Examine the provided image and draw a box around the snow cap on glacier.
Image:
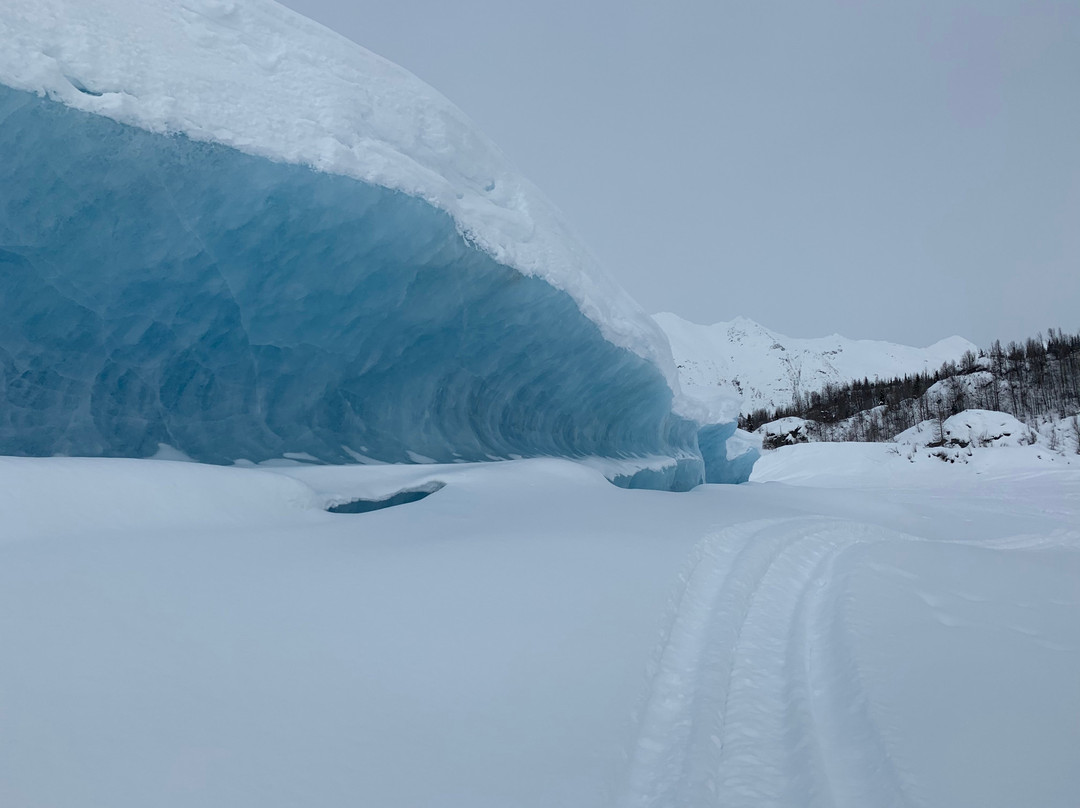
[0,0,682,397]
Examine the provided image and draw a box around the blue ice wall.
[697,423,759,484]
[0,85,755,488]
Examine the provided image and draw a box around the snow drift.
[0,0,744,487]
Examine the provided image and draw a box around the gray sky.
[280,0,1078,348]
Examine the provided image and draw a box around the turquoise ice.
[0,85,748,488]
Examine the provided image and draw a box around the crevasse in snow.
[0,0,749,487]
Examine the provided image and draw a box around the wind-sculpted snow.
[0,85,743,487]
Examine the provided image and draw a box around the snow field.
[2,448,1078,807]
[620,515,948,808]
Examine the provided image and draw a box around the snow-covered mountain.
[655,313,978,415]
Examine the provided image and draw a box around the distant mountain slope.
[654,313,977,415]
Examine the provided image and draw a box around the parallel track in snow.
[615,518,920,808]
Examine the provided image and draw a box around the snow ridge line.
[951,528,1080,551]
[614,518,919,808]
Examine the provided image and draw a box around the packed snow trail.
[613,477,1080,808]
[616,512,1080,808]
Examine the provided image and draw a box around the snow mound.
[895,410,1031,448]
[751,416,814,450]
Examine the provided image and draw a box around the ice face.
[0,85,750,488]
[0,0,677,384]
[698,423,761,484]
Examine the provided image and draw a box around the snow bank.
[0,456,319,541]
[755,416,814,448]
[895,409,1031,448]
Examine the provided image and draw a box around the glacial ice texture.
[0,86,737,487]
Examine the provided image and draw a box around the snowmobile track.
[616,517,920,808]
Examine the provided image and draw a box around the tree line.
[739,327,1080,444]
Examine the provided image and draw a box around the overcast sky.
[280,0,1078,348]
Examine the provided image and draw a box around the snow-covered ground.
[2,449,1078,807]
[757,407,1080,463]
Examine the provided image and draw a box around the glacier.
[0,87,741,487]
[0,0,750,488]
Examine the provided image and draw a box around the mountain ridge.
[655,312,977,415]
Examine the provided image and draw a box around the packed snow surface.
[2,448,1078,807]
[0,0,674,379]
[655,313,977,414]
